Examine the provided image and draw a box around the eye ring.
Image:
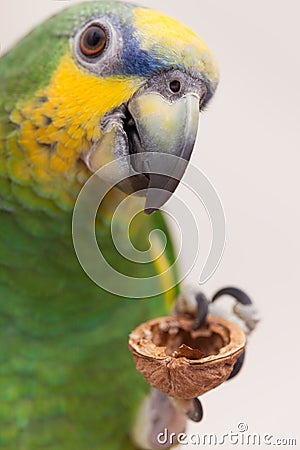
[79,24,107,58]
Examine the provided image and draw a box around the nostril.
[169,79,181,93]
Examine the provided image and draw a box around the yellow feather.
[16,53,144,183]
[150,233,177,311]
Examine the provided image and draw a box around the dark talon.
[193,292,209,330]
[211,287,250,381]
[227,351,246,380]
[187,398,203,422]
[212,287,252,305]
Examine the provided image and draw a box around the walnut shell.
[128,315,246,399]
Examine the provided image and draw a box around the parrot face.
[71,3,218,211]
[0,1,218,214]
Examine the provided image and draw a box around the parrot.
[0,1,219,449]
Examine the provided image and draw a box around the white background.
[1,1,299,448]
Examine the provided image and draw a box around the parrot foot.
[131,388,187,449]
[172,285,260,383]
[129,286,259,449]
[173,285,260,335]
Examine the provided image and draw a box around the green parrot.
[0,1,218,449]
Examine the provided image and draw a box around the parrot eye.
[79,25,107,57]
[169,80,181,93]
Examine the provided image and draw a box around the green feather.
[0,204,178,448]
[0,1,218,448]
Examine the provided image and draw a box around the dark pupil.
[169,80,181,93]
[85,27,104,49]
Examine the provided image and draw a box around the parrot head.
[2,1,218,213]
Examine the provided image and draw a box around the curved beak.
[127,92,200,214]
[82,85,201,214]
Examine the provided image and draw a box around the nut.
[128,315,246,399]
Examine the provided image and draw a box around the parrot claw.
[193,292,209,330]
[209,286,260,335]
[209,287,259,380]
[172,286,209,330]
[172,286,199,316]
[171,397,203,423]
[227,350,246,380]
[187,398,204,422]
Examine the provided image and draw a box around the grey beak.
[128,92,200,213]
